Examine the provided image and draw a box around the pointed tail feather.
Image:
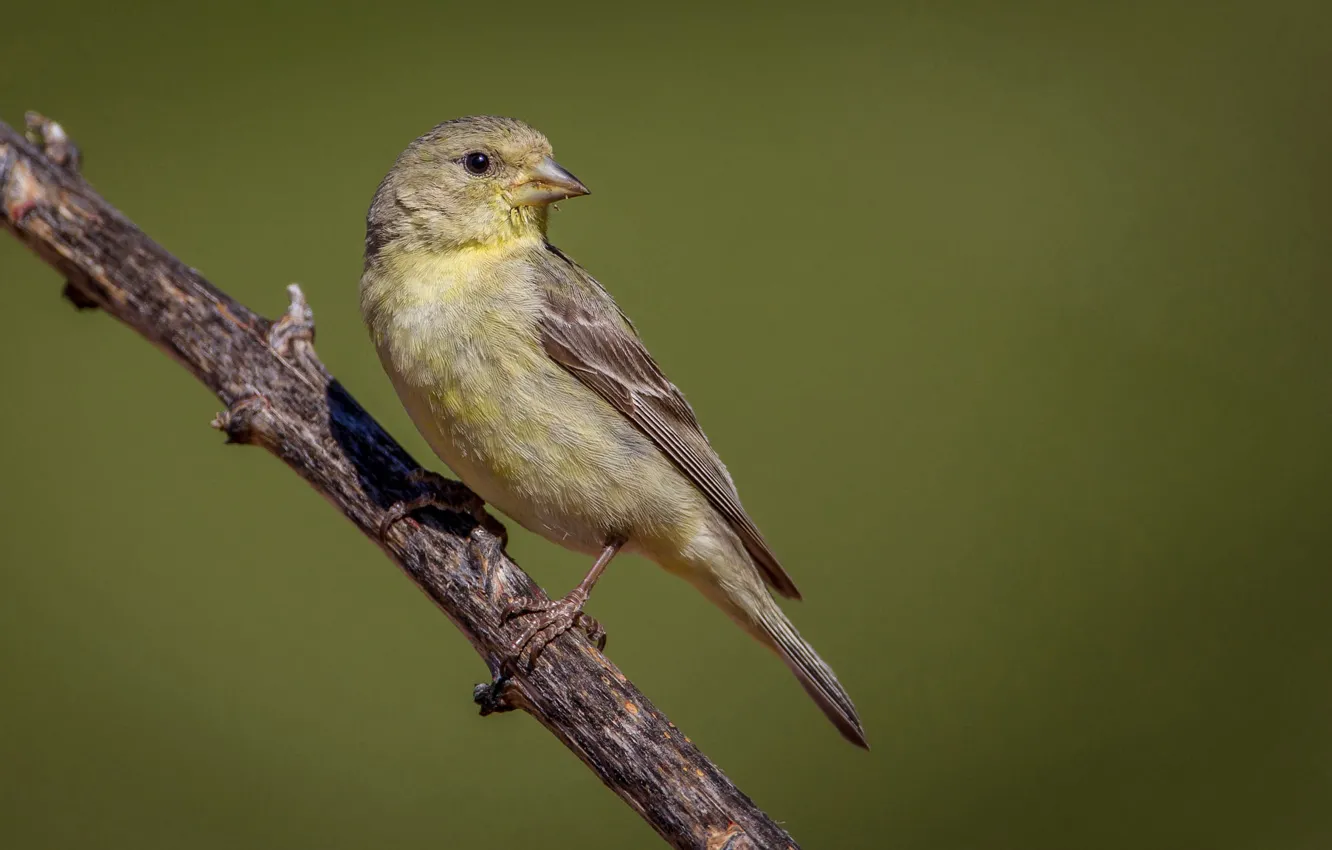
[673,547,869,748]
[755,602,869,749]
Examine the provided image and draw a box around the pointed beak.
[510,156,590,207]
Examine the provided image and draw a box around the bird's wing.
[537,245,801,599]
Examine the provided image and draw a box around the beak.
[510,156,590,207]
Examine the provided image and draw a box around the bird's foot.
[378,469,507,545]
[503,592,607,670]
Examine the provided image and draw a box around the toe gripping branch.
[502,594,608,671]
[376,469,508,546]
[498,538,621,672]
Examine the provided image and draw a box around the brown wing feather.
[538,246,801,599]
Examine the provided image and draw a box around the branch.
[1,113,797,850]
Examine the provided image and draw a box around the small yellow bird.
[360,116,866,748]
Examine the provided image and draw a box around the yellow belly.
[393,350,702,554]
[363,247,706,557]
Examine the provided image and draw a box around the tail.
[754,600,869,749]
[690,569,869,748]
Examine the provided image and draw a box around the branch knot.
[473,676,520,716]
[211,394,272,445]
[24,112,81,172]
[269,283,327,382]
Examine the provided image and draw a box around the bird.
[359,115,867,748]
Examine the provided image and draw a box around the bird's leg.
[504,537,624,667]
[378,469,507,546]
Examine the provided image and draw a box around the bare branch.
[0,114,798,850]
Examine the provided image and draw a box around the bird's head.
[365,115,588,259]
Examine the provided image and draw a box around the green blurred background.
[2,1,1329,847]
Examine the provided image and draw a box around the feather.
[537,244,802,599]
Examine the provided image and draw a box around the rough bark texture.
[0,114,797,850]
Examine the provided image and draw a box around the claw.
[577,613,608,651]
[502,596,545,621]
[503,592,605,670]
[379,470,502,543]
[524,621,565,666]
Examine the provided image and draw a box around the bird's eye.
[463,152,491,175]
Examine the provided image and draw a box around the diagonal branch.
[0,113,797,850]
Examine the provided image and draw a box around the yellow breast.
[360,240,705,554]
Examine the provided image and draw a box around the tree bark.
[0,113,797,850]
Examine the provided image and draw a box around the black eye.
[463,151,491,175]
